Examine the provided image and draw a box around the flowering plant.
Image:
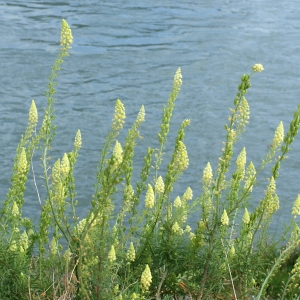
[1,20,300,300]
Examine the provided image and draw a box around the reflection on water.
[1,0,300,233]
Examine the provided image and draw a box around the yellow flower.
[221,209,229,226]
[60,153,70,177]
[252,64,264,72]
[52,159,61,183]
[242,208,250,224]
[136,105,145,123]
[173,196,182,208]
[12,202,19,217]
[155,176,164,194]
[175,141,189,172]
[203,162,213,190]
[113,141,123,165]
[28,100,38,125]
[112,99,126,131]
[292,195,300,217]
[126,242,136,262]
[264,177,279,218]
[18,147,27,174]
[9,241,17,252]
[236,147,246,179]
[271,121,284,150]
[174,67,182,86]
[244,161,256,192]
[75,218,86,235]
[60,19,73,50]
[182,187,193,202]
[140,265,152,291]
[145,184,154,208]
[108,245,116,263]
[172,222,183,235]
[185,225,191,233]
[74,129,82,150]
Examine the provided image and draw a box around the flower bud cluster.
[28,100,38,125]
[74,129,82,150]
[173,141,189,172]
[182,187,193,202]
[235,147,246,180]
[60,19,73,50]
[172,222,184,235]
[292,194,300,217]
[18,148,27,175]
[155,176,164,194]
[173,196,182,208]
[145,184,154,208]
[202,162,213,190]
[221,209,229,226]
[140,264,152,291]
[242,208,250,224]
[126,242,136,262]
[113,141,123,165]
[244,162,256,192]
[112,99,126,131]
[108,245,116,263]
[252,64,264,73]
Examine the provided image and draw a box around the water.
[1,0,300,234]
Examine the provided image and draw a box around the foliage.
[1,20,300,300]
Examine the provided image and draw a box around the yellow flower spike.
[113,141,123,165]
[182,187,193,202]
[60,153,70,177]
[18,147,27,174]
[185,225,191,233]
[137,105,145,123]
[271,121,284,150]
[9,241,17,252]
[155,176,164,194]
[175,141,189,171]
[52,159,61,183]
[189,232,196,240]
[172,222,184,235]
[28,100,38,125]
[221,209,229,226]
[244,161,256,192]
[202,162,213,189]
[140,264,152,292]
[236,147,246,179]
[75,218,86,236]
[126,242,136,262]
[252,63,264,72]
[145,184,154,208]
[108,245,116,263]
[74,129,82,150]
[242,208,250,224]
[12,202,19,217]
[292,195,300,217]
[174,67,182,86]
[173,196,182,208]
[60,19,73,50]
[112,99,126,131]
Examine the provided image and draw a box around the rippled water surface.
[1,0,300,233]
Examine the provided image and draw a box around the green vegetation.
[1,20,300,300]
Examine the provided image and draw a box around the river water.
[1,0,300,235]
